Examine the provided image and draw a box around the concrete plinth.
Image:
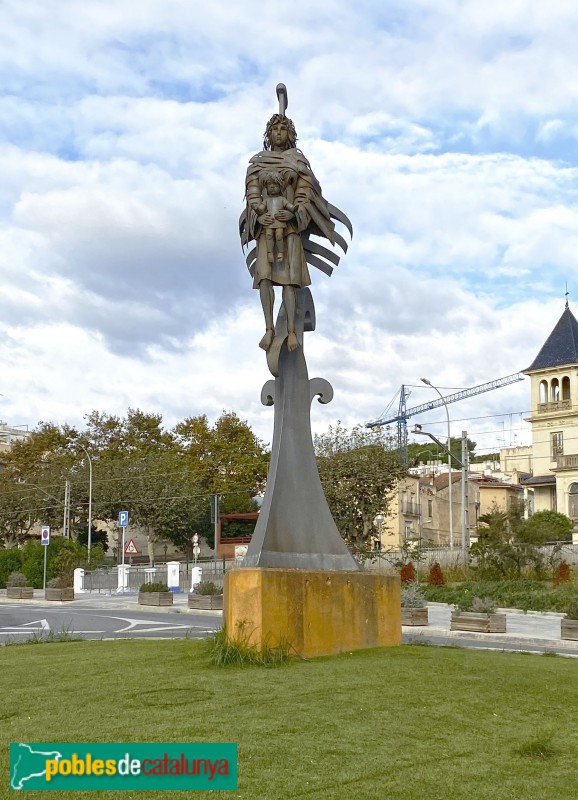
[224,568,401,658]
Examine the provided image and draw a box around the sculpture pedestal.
[224,568,401,658]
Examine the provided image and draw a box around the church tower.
[523,302,578,521]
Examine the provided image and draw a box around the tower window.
[551,431,563,459]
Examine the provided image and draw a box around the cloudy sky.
[2,0,578,455]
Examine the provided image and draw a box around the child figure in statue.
[242,111,341,353]
[252,171,296,266]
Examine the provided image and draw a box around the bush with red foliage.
[400,562,415,583]
[554,560,571,586]
[428,561,446,586]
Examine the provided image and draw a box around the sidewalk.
[402,624,578,656]
[0,589,213,614]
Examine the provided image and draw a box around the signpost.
[124,538,139,566]
[41,526,50,591]
[118,511,129,593]
[192,533,200,564]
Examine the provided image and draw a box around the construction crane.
[366,373,525,465]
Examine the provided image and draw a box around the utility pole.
[461,431,470,564]
[211,494,220,576]
[62,480,71,538]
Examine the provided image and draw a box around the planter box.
[401,607,428,626]
[561,618,578,641]
[45,588,74,602]
[188,594,223,611]
[451,611,506,633]
[138,592,174,606]
[6,587,34,600]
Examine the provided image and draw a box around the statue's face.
[269,121,289,149]
[267,178,281,195]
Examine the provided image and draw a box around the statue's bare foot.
[287,332,298,351]
[259,329,274,350]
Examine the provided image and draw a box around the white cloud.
[1,0,578,461]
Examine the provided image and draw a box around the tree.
[522,511,572,543]
[472,501,555,578]
[0,408,269,557]
[174,412,269,547]
[314,423,406,548]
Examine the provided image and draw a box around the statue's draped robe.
[245,148,337,289]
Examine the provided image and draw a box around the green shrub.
[139,582,169,593]
[196,581,222,596]
[47,576,70,589]
[0,549,23,588]
[565,599,578,620]
[20,538,100,588]
[7,571,28,587]
[401,583,427,608]
[471,596,497,614]
[422,579,577,613]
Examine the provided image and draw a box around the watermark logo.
[10,743,237,791]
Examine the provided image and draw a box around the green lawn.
[1,639,577,799]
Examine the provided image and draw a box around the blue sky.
[2,0,578,455]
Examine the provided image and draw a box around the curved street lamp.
[420,378,453,549]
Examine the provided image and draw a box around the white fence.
[84,561,228,594]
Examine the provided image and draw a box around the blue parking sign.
[118,511,129,528]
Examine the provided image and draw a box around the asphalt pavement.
[1,591,577,655]
[0,590,221,643]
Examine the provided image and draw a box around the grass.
[1,639,577,799]
[3,626,80,646]
[209,622,292,666]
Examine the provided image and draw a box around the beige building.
[522,303,578,524]
[476,479,524,518]
[382,472,480,549]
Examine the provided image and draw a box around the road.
[0,604,221,644]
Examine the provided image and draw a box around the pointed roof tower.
[524,302,578,373]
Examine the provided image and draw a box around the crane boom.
[366,373,525,464]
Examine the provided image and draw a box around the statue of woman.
[242,112,342,352]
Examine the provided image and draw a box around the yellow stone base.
[224,568,401,658]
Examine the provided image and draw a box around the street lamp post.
[421,378,453,549]
[78,444,93,564]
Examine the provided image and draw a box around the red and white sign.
[124,539,139,555]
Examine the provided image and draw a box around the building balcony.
[401,502,419,515]
[553,454,578,470]
[538,400,572,413]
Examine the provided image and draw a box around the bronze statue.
[238,85,358,572]
[240,85,351,359]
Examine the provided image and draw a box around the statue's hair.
[263,114,297,151]
[259,169,285,191]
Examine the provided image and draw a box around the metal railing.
[83,561,234,594]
